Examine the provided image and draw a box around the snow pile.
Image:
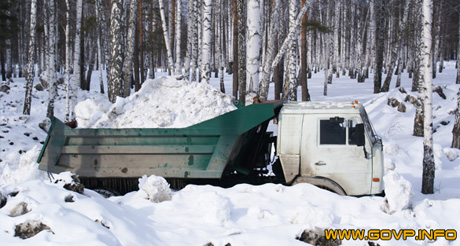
[138,175,172,202]
[75,76,236,128]
[382,170,413,214]
[0,146,46,185]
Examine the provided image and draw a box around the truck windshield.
[360,109,378,144]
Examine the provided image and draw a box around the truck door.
[302,116,372,195]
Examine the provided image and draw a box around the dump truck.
[37,100,383,196]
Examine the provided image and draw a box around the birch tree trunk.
[232,0,238,97]
[108,0,123,103]
[382,0,409,92]
[201,0,213,83]
[283,0,298,101]
[123,0,139,98]
[46,0,57,118]
[300,0,310,101]
[191,0,200,82]
[246,0,261,97]
[23,0,37,115]
[457,5,460,85]
[396,0,411,88]
[237,0,246,102]
[420,0,434,195]
[184,1,194,81]
[453,87,460,148]
[453,6,460,148]
[96,0,105,94]
[258,0,280,102]
[159,0,174,74]
[175,0,181,74]
[373,0,385,93]
[65,0,71,121]
[70,0,83,119]
[333,0,340,78]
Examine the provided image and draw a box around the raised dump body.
[38,101,283,185]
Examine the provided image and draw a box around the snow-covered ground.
[0,63,459,246]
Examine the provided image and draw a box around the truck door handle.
[315,161,326,166]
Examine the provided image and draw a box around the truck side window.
[320,119,346,145]
[348,120,357,145]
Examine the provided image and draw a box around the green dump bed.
[37,101,283,180]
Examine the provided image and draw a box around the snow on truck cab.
[277,101,384,196]
[37,100,383,196]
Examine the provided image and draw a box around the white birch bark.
[333,0,340,77]
[184,1,194,81]
[65,0,71,121]
[175,0,181,74]
[201,0,213,83]
[396,0,410,87]
[123,0,139,98]
[246,0,261,95]
[283,0,298,101]
[23,0,37,115]
[70,0,83,119]
[191,0,200,82]
[46,0,57,118]
[96,0,104,94]
[258,0,281,101]
[457,5,460,85]
[420,0,434,195]
[237,0,246,102]
[108,0,123,103]
[159,0,175,74]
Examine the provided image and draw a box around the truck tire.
[292,176,347,195]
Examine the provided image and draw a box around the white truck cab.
[277,101,383,196]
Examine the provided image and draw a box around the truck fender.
[292,176,347,195]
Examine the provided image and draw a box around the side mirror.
[356,124,365,147]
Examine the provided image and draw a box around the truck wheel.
[292,176,347,195]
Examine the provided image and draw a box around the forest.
[0,0,458,106]
[0,1,460,186]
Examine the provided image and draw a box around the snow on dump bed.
[75,76,236,128]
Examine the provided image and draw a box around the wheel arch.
[292,176,347,195]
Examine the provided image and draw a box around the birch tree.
[46,0,57,118]
[201,0,212,83]
[184,1,194,81]
[453,87,460,149]
[174,0,181,74]
[108,0,123,103]
[300,0,310,101]
[420,0,434,194]
[373,0,385,93]
[382,0,409,92]
[237,0,246,102]
[159,0,174,74]
[246,0,261,98]
[453,6,460,148]
[259,0,309,101]
[283,0,299,101]
[65,0,71,121]
[258,0,280,102]
[23,0,37,115]
[457,5,460,85]
[123,0,139,98]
